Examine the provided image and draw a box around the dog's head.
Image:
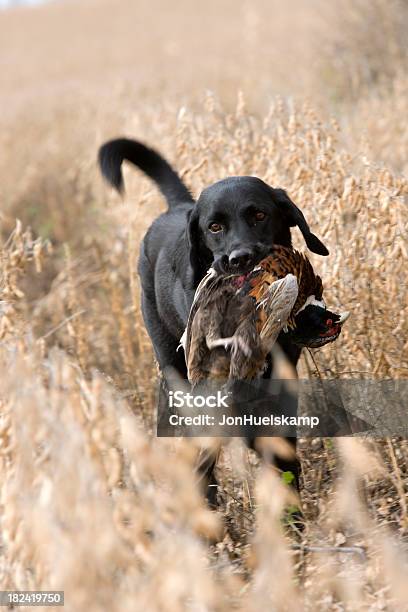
[187,176,328,285]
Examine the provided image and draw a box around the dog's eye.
[209,222,223,233]
[255,211,266,221]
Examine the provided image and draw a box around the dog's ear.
[186,208,212,286]
[272,188,329,256]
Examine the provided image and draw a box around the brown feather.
[244,246,323,327]
[183,246,324,384]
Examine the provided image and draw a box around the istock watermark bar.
[157,377,408,437]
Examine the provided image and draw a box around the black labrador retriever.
[98,138,329,505]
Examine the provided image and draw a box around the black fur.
[98,138,329,505]
[99,138,194,206]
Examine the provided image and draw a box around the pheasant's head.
[288,305,350,348]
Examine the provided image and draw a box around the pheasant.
[181,246,349,385]
[242,246,349,348]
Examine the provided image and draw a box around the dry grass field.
[1,0,408,610]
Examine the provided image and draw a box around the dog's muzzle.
[213,246,269,275]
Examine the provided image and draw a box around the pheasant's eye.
[255,210,266,221]
[326,318,333,327]
[209,222,223,233]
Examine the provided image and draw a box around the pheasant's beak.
[339,311,350,325]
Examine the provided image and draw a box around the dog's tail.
[98,138,194,208]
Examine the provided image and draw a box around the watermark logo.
[168,389,230,409]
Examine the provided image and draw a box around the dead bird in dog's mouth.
[180,245,350,385]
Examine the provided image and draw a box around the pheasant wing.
[259,274,299,351]
[181,270,236,362]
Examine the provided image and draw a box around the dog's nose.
[228,249,254,270]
